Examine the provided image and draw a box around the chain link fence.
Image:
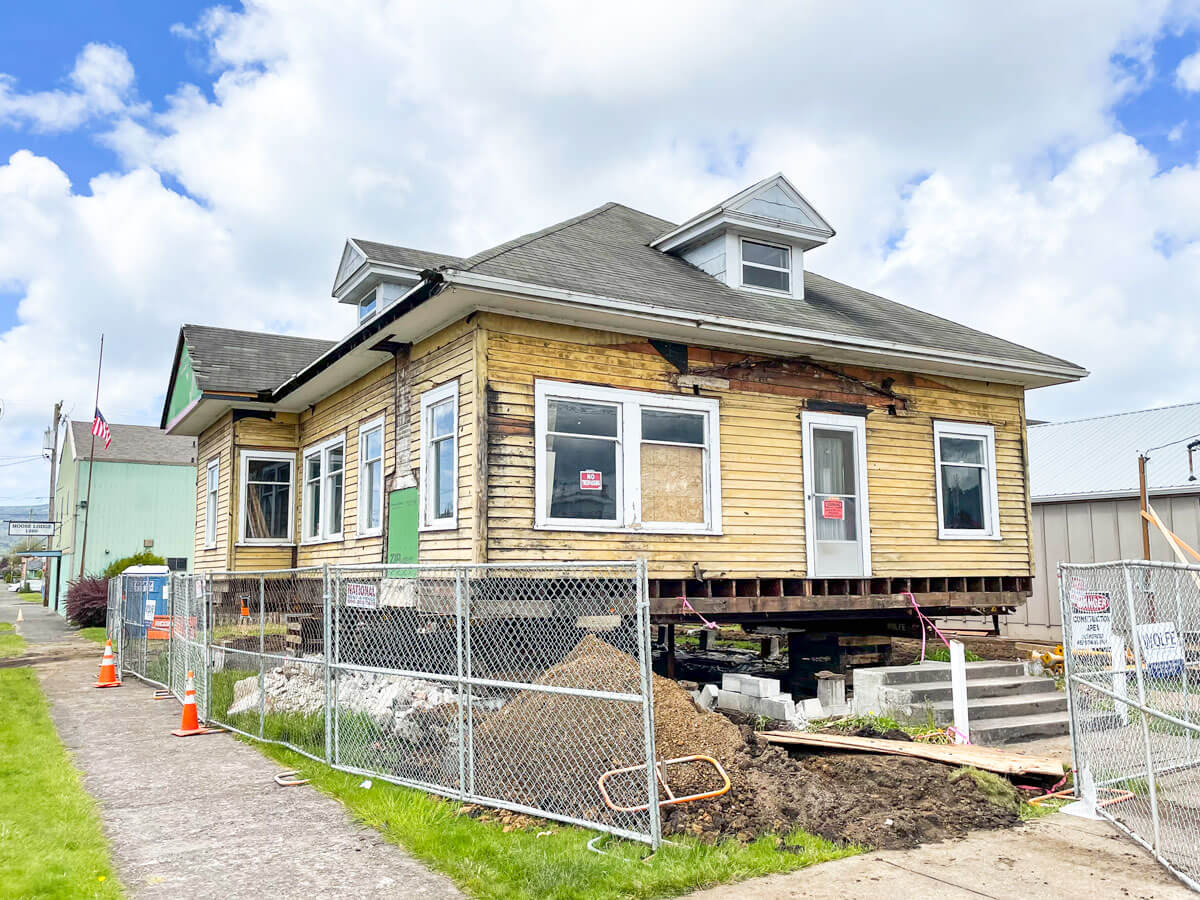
[1060,561,1200,891]
[107,560,660,845]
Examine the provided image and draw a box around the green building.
[49,421,197,614]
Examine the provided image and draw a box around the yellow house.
[161,174,1086,669]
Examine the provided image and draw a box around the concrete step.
[857,661,1028,687]
[890,675,1057,704]
[967,709,1071,745]
[928,691,1067,722]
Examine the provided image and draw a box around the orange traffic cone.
[172,670,215,737]
[93,639,122,688]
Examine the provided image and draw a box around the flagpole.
[78,334,104,582]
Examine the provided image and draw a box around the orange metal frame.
[598,754,731,814]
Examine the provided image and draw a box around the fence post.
[455,567,466,801]
[636,558,662,848]
[323,564,332,766]
[259,574,266,739]
[204,572,213,722]
[1059,568,1084,798]
[1123,563,1161,853]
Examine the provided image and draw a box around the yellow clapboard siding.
[482,313,1033,580]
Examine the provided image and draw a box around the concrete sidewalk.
[0,591,78,643]
[686,813,1194,899]
[38,657,462,899]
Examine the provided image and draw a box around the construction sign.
[1068,579,1112,651]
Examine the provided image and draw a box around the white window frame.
[358,288,377,323]
[933,420,1002,541]
[301,434,346,544]
[237,449,295,546]
[420,379,459,531]
[534,380,722,534]
[739,237,791,295]
[204,456,220,549]
[357,415,386,537]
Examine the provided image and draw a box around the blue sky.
[2,1,1200,502]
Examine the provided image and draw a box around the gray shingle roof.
[455,203,1081,373]
[1029,402,1200,500]
[70,421,196,465]
[182,324,334,394]
[352,239,464,272]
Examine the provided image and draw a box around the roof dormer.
[651,173,834,300]
[332,238,464,325]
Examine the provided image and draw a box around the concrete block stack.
[716,673,800,723]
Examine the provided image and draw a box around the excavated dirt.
[476,634,1018,849]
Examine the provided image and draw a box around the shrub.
[66,576,110,628]
[101,550,166,580]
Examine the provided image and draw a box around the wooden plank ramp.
[759,730,1064,779]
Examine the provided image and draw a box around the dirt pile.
[476,634,1017,849]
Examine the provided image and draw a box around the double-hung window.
[741,239,791,293]
[358,417,385,536]
[239,450,294,544]
[933,420,1001,540]
[302,436,345,542]
[204,457,220,548]
[535,380,721,533]
[420,380,458,530]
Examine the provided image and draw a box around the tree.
[101,550,166,580]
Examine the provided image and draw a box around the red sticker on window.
[580,470,602,491]
[822,498,845,520]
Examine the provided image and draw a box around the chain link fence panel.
[117,561,658,846]
[1060,561,1200,892]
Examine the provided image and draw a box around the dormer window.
[741,239,790,293]
[358,289,377,323]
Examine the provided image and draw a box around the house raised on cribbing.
[161,173,1086,673]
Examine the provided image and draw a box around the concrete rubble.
[226,659,460,740]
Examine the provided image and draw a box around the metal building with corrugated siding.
[999,402,1200,640]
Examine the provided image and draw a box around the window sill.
[355,529,383,539]
[299,537,343,547]
[937,531,1003,541]
[235,541,295,548]
[737,281,795,299]
[535,522,722,536]
[419,520,458,533]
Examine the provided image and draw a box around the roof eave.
[159,328,188,430]
[1033,483,1200,504]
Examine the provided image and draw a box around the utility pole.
[1138,454,1151,561]
[43,402,61,608]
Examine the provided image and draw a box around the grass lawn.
[77,627,109,645]
[18,591,44,603]
[0,668,123,898]
[0,622,25,658]
[249,740,859,900]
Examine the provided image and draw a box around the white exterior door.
[802,412,871,578]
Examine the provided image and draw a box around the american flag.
[92,408,112,449]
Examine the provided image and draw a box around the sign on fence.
[1068,578,1112,650]
[345,581,380,609]
[1137,621,1185,677]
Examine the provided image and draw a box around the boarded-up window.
[641,410,705,524]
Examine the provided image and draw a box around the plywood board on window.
[641,444,704,523]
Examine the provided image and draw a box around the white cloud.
[1,0,1200,500]
[1177,48,1200,91]
[0,43,141,133]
